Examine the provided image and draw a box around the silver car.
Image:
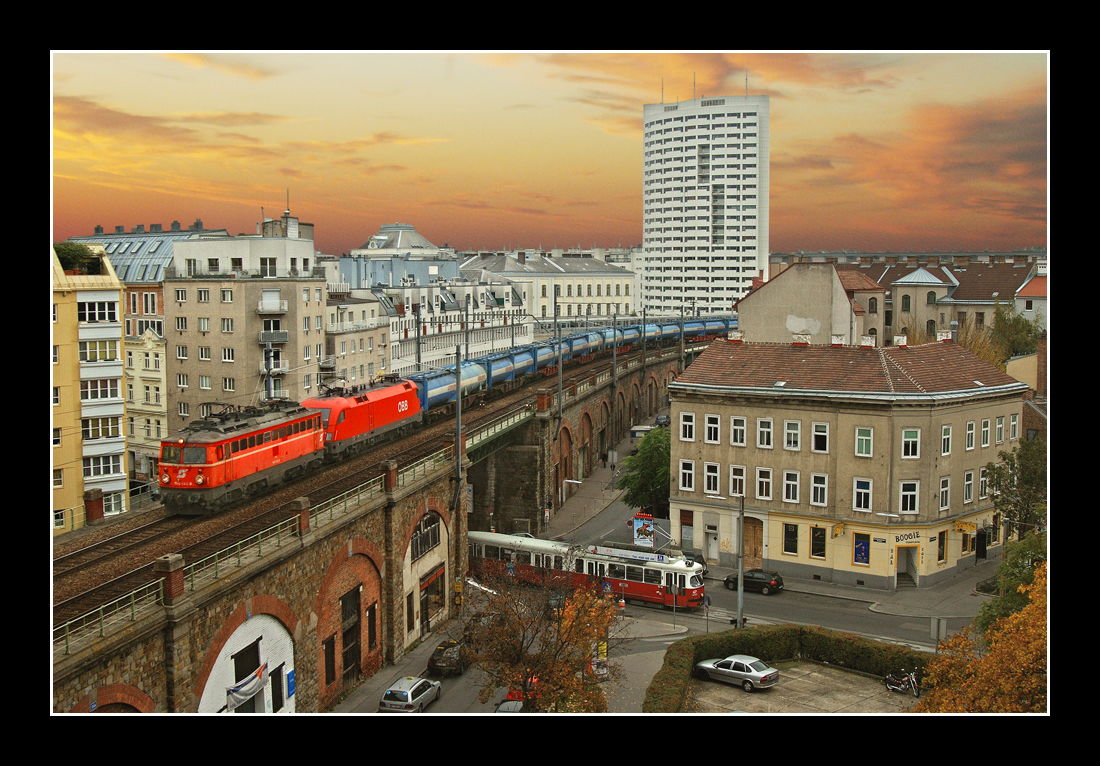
[378,675,442,712]
[694,654,779,692]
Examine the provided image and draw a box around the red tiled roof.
[1016,275,1047,298]
[675,339,1024,397]
[944,262,1033,302]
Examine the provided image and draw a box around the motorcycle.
[884,668,920,697]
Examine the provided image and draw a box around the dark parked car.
[655,414,671,427]
[686,551,709,576]
[428,639,469,676]
[724,569,784,595]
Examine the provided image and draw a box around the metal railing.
[184,516,301,592]
[310,476,386,528]
[53,579,164,657]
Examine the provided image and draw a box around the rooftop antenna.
[661,78,664,104]
[693,72,696,100]
[745,70,748,97]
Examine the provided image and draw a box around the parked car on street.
[724,569,784,595]
[655,414,671,427]
[378,676,442,712]
[694,654,779,692]
[687,551,709,576]
[428,639,469,676]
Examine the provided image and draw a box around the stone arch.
[68,683,156,713]
[312,537,387,709]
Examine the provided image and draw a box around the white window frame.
[730,416,746,446]
[853,477,872,512]
[783,470,800,503]
[729,465,745,497]
[1010,413,1019,440]
[704,462,720,494]
[966,421,975,451]
[680,412,695,442]
[679,460,695,491]
[979,468,989,499]
[981,419,991,448]
[939,477,950,511]
[757,418,773,449]
[900,481,920,514]
[941,425,952,456]
[756,467,772,500]
[704,414,720,444]
[811,422,829,453]
[996,416,1004,444]
[964,471,974,504]
[811,473,828,507]
[784,420,801,451]
[902,428,920,459]
[855,426,873,457]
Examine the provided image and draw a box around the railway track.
[51,346,671,632]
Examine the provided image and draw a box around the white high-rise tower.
[641,95,769,316]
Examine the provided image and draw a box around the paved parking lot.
[684,661,920,714]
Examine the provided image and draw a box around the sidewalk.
[545,418,1000,623]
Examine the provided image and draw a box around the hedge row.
[641,624,930,713]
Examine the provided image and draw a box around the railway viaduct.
[52,345,691,713]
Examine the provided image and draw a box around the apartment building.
[735,262,887,346]
[642,95,770,315]
[52,247,127,532]
[668,337,1028,589]
[163,230,325,434]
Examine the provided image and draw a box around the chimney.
[727,330,744,343]
[518,252,526,264]
[860,335,875,348]
[792,333,810,346]
[830,334,845,347]
[893,334,908,348]
[115,226,125,234]
[94,225,103,235]
[171,221,181,231]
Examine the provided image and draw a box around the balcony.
[258,360,291,375]
[257,299,287,314]
[258,330,289,344]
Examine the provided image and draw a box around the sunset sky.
[51,51,1048,257]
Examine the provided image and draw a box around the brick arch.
[313,537,385,616]
[67,683,156,713]
[192,595,300,704]
[399,495,453,557]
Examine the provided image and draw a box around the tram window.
[485,545,499,561]
[249,435,256,449]
[515,551,531,566]
[554,556,564,570]
[575,559,585,574]
[644,569,662,585]
[627,566,644,582]
[608,563,626,580]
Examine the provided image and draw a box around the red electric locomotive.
[301,380,422,460]
[159,401,325,514]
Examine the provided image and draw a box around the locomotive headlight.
[161,474,170,484]
[195,474,205,485]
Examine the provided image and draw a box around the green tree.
[987,436,1047,541]
[991,302,1042,362]
[53,242,100,274]
[615,425,671,517]
[974,531,1046,635]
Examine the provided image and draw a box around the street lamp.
[709,492,746,629]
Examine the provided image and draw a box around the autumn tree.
[464,571,623,712]
[987,436,1047,541]
[615,425,671,517]
[975,531,1046,635]
[912,562,1047,713]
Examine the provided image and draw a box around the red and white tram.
[467,531,705,609]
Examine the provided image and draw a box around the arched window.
[926,291,937,305]
[901,294,911,312]
[868,297,878,314]
[927,319,936,336]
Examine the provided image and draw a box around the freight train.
[158,316,734,513]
